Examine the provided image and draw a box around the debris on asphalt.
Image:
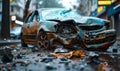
[51,50,85,59]
[1,47,13,63]
[0,44,119,71]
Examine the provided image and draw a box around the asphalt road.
[0,40,120,71]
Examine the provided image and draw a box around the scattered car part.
[40,55,55,63]
[51,50,85,59]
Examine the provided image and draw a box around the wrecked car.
[21,8,116,51]
[21,9,82,49]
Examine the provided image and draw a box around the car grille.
[85,31,97,39]
[79,25,104,31]
[84,26,106,39]
[85,35,116,45]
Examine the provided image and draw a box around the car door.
[21,10,40,44]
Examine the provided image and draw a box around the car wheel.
[35,31,50,49]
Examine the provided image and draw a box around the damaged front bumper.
[84,29,116,49]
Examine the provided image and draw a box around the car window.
[39,8,81,22]
[25,10,40,24]
[39,9,65,21]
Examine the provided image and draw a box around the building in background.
[107,0,120,39]
[10,0,26,21]
[96,0,120,39]
[10,0,96,17]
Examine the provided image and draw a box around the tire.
[35,31,50,49]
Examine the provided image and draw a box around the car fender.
[38,21,58,32]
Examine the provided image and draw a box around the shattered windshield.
[38,8,81,21]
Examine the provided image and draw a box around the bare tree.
[23,0,31,22]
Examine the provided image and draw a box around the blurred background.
[0,0,119,40]
[0,1,119,71]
